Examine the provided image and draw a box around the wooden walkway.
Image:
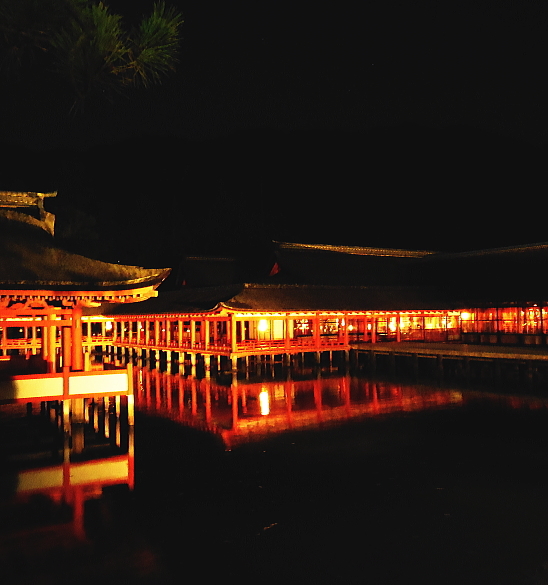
[352,342,548,362]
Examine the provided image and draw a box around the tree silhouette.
[0,0,183,111]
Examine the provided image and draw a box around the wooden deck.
[352,342,548,362]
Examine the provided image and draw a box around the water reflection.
[4,364,548,583]
[0,398,133,562]
[134,366,465,447]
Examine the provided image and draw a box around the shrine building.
[4,192,548,379]
[0,191,168,403]
[100,241,548,371]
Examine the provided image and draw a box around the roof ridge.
[242,283,434,290]
[432,242,548,259]
[274,241,435,257]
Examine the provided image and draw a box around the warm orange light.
[348,324,354,331]
[105,321,113,331]
[460,312,472,320]
[259,389,270,415]
[258,319,269,332]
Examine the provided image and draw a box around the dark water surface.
[3,367,548,584]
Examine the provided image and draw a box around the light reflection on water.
[0,397,136,582]
[3,367,548,583]
[134,367,466,447]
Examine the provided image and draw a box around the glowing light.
[105,321,113,331]
[258,319,269,332]
[348,325,354,331]
[259,388,270,415]
[460,312,471,321]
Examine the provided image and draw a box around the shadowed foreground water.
[3,371,548,584]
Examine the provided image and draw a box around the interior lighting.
[258,319,269,332]
[105,321,113,331]
[460,312,471,321]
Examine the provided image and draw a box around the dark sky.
[1,1,547,257]
[2,0,547,146]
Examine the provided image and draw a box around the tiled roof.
[0,211,169,291]
[221,284,465,312]
[100,283,466,316]
[99,285,243,315]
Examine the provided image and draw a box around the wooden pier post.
[437,355,444,377]
[412,353,419,378]
[342,349,350,369]
[369,350,376,374]
[494,360,502,385]
[463,356,470,381]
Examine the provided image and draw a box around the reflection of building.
[0,191,168,403]
[0,398,134,559]
[9,453,133,539]
[133,366,464,448]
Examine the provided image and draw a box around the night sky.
[1,0,547,262]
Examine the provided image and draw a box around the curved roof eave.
[0,269,171,291]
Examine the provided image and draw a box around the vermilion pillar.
[61,323,72,370]
[285,316,291,350]
[204,320,210,351]
[314,313,321,349]
[43,313,57,373]
[230,317,238,353]
[71,305,83,371]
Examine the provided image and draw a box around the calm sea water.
[2,364,548,584]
